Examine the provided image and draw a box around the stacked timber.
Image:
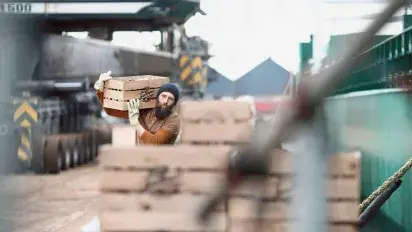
[228,149,361,232]
[98,144,231,232]
[179,100,253,144]
[102,75,169,111]
[98,99,361,232]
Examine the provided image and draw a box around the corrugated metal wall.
[324,90,412,232]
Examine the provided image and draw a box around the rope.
[359,157,412,213]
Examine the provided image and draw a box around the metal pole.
[197,0,408,230]
[358,179,402,228]
[283,108,328,232]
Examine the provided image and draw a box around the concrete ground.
[0,163,100,232]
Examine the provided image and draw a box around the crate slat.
[99,144,233,170]
[100,211,227,232]
[104,75,169,90]
[180,100,252,122]
[103,98,157,111]
[229,221,358,232]
[100,193,225,212]
[229,198,359,223]
[103,88,159,101]
[231,177,359,200]
[100,170,148,192]
[98,146,360,176]
[101,170,358,200]
[180,122,252,144]
[100,170,224,193]
[270,150,361,176]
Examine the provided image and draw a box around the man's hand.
[94,70,112,91]
[127,98,140,126]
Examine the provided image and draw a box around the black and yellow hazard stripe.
[17,127,32,161]
[201,63,208,88]
[178,55,208,86]
[13,98,38,162]
[14,99,38,127]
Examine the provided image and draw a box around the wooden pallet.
[98,144,233,232]
[179,100,253,144]
[98,144,361,232]
[103,75,169,111]
[228,149,361,232]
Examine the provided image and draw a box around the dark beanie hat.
[157,83,180,104]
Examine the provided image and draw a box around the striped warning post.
[13,98,39,163]
[178,54,208,87]
[17,127,32,162]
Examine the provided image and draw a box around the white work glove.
[94,70,112,91]
[127,98,140,126]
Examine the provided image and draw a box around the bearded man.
[94,71,181,145]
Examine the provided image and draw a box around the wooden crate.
[98,145,361,232]
[228,149,361,232]
[103,75,169,111]
[179,100,253,144]
[98,144,233,232]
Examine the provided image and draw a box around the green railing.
[330,26,412,95]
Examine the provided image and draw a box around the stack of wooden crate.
[228,149,361,232]
[99,144,230,231]
[178,100,253,144]
[98,99,361,232]
[102,75,169,111]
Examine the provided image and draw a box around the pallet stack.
[228,149,361,232]
[178,100,252,144]
[99,144,230,231]
[98,99,361,232]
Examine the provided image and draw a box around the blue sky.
[70,0,405,80]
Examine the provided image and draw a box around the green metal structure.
[299,18,412,232]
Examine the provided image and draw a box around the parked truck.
[1,0,213,174]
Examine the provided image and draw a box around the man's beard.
[154,101,173,119]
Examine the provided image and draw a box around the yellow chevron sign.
[14,99,38,127]
[178,55,206,84]
[13,98,38,163]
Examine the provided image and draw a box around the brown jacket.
[96,91,181,145]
